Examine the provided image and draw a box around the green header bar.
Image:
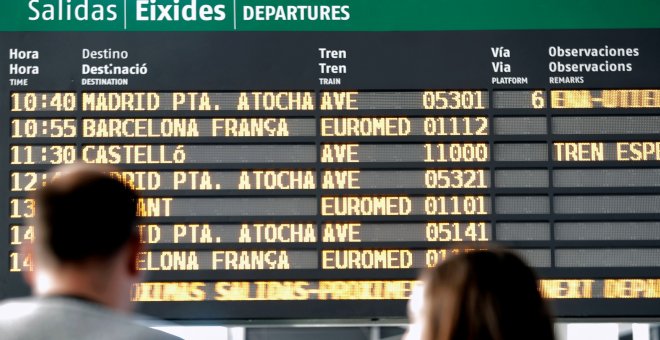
[1,0,659,31]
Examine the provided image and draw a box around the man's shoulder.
[0,297,181,340]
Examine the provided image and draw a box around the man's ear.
[20,243,36,286]
[126,234,143,276]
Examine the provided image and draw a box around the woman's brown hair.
[422,249,554,340]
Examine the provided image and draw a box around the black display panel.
[1,30,660,320]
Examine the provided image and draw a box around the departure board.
[1,0,660,321]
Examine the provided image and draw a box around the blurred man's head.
[27,163,141,311]
[34,164,138,264]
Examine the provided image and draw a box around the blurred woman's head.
[420,249,554,340]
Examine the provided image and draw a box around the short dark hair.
[34,167,139,263]
[423,249,555,340]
